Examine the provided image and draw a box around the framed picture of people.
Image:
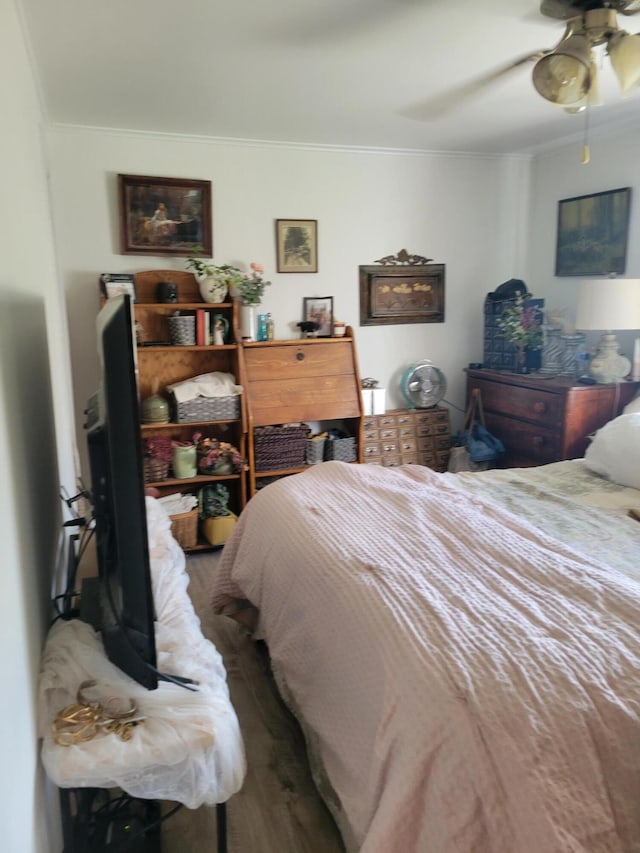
[118,174,212,257]
[302,296,333,337]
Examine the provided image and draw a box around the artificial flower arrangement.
[194,433,248,475]
[496,292,543,351]
[236,262,271,306]
[142,434,175,482]
[143,435,174,465]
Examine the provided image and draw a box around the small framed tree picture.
[303,296,333,337]
[276,219,318,273]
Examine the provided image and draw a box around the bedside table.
[466,369,640,467]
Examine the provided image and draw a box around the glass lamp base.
[589,333,631,384]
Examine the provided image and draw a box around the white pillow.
[583,413,640,489]
[623,394,640,415]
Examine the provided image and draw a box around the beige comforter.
[210,461,640,852]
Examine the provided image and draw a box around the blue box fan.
[400,360,447,408]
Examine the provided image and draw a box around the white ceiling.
[18,0,640,155]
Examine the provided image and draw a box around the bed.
[209,412,640,853]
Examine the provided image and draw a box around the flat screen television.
[84,293,158,690]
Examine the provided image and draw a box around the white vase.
[197,274,228,304]
[240,304,257,341]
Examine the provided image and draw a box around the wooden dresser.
[362,407,451,471]
[466,368,640,467]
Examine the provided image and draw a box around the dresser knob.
[532,401,546,414]
[296,351,305,361]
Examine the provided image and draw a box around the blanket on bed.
[211,461,640,853]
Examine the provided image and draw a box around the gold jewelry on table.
[52,680,144,746]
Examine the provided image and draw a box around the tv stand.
[39,498,246,853]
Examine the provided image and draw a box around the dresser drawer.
[484,413,560,464]
[379,427,399,440]
[470,378,563,427]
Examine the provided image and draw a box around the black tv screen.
[84,293,158,690]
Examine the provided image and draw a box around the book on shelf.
[196,309,207,346]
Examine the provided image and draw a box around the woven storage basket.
[325,436,357,463]
[254,424,309,472]
[143,458,170,484]
[169,507,198,550]
[173,394,241,423]
[305,437,326,465]
[168,315,196,346]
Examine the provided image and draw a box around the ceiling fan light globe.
[532,33,591,105]
[533,54,590,104]
[608,32,640,93]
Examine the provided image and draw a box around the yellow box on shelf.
[201,512,238,546]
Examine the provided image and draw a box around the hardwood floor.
[161,552,346,853]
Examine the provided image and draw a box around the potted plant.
[237,263,272,341]
[185,251,243,304]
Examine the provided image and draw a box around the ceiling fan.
[405,1,640,121]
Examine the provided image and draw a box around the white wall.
[46,125,534,475]
[528,130,640,359]
[0,1,76,850]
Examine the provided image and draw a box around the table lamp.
[575,278,640,384]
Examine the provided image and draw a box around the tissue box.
[201,512,237,546]
[372,388,386,415]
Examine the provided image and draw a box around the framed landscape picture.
[555,187,631,276]
[118,174,212,257]
[276,219,318,273]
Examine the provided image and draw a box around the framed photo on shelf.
[276,219,318,273]
[303,296,333,337]
[118,174,212,257]
[359,263,445,326]
[555,187,631,276]
[99,273,136,301]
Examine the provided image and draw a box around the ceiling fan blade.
[541,0,640,18]
[400,52,545,122]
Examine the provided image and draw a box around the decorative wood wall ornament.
[373,249,434,266]
[359,255,445,327]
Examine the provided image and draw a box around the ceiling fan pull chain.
[581,103,591,164]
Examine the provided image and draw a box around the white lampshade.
[576,278,640,331]
[576,279,640,383]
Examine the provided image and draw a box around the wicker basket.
[305,437,326,465]
[324,436,357,463]
[169,507,198,550]
[172,394,241,423]
[254,424,309,472]
[143,458,170,484]
[168,315,196,346]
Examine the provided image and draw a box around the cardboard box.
[201,512,237,547]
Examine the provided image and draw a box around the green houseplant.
[186,251,243,304]
[237,262,271,306]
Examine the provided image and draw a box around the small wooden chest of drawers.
[362,407,451,471]
[466,368,640,467]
